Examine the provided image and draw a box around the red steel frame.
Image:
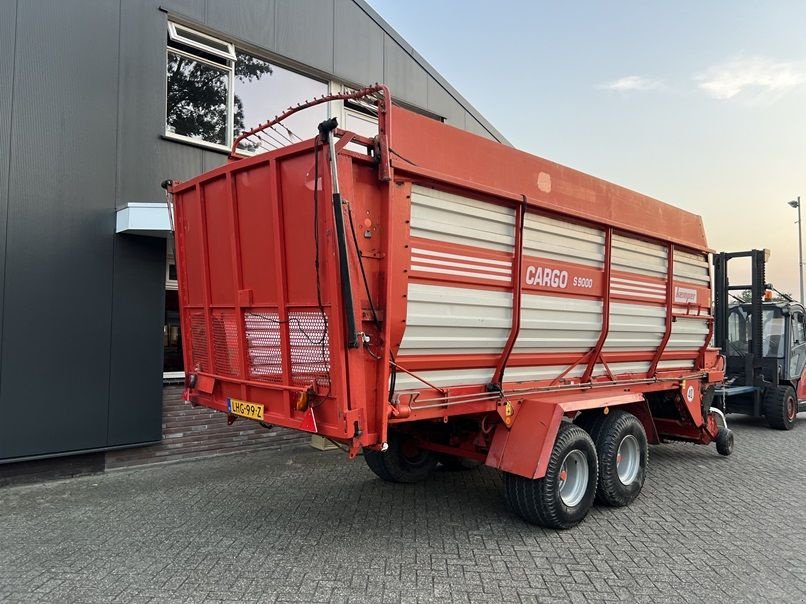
[171,86,725,478]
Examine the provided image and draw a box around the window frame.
[165,26,235,152]
[168,22,235,62]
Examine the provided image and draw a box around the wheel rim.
[787,396,797,421]
[558,450,588,507]
[616,435,641,485]
[400,439,431,467]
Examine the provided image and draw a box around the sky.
[367,0,806,298]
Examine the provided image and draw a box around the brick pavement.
[1,415,806,603]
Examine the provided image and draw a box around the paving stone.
[1,416,806,602]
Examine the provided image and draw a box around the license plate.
[228,398,264,421]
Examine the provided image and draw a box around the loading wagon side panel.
[389,183,714,400]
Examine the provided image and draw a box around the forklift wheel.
[715,427,734,456]
[764,385,797,431]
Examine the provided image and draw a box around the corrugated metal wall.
[0,0,501,461]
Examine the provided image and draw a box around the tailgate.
[172,145,354,439]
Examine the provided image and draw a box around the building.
[0,0,504,474]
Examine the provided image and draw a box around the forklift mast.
[713,249,768,387]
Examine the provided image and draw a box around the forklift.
[713,249,806,429]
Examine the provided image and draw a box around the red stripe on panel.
[394,350,701,372]
[408,236,513,288]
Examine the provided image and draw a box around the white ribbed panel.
[668,317,709,350]
[503,364,586,383]
[410,185,515,252]
[592,359,693,377]
[673,249,710,285]
[603,302,665,351]
[523,213,605,268]
[399,283,512,355]
[514,294,602,353]
[658,359,695,370]
[410,247,512,283]
[394,367,495,391]
[610,276,667,302]
[593,361,650,376]
[612,234,668,279]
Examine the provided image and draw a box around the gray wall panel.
[118,5,205,201]
[160,141,205,186]
[334,0,383,86]
[202,149,228,174]
[427,76,465,127]
[383,33,428,107]
[107,235,165,446]
[207,0,276,51]
[0,0,120,458]
[275,0,335,74]
[118,2,171,203]
[160,0,206,23]
[464,111,496,141]
[0,0,16,392]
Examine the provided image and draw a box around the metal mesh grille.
[211,310,241,377]
[288,310,330,386]
[244,311,283,383]
[189,311,209,372]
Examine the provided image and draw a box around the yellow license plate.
[228,398,264,421]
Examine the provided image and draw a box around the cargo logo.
[674,286,698,305]
[525,266,568,289]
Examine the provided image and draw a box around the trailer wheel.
[715,427,734,456]
[573,410,602,433]
[363,432,438,483]
[503,422,597,529]
[588,410,648,507]
[764,385,798,430]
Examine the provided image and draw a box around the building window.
[166,22,328,152]
[234,51,328,152]
[166,24,235,148]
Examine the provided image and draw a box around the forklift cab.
[715,249,805,427]
[725,302,806,388]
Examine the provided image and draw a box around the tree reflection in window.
[166,24,324,150]
[166,50,230,145]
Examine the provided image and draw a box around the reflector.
[300,407,318,432]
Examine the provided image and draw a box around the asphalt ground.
[1,414,806,603]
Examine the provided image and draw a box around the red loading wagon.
[169,86,732,529]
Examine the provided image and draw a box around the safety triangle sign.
[300,407,318,433]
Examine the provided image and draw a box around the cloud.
[696,56,806,101]
[599,75,664,92]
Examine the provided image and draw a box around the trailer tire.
[715,427,734,456]
[503,422,597,529]
[363,432,438,483]
[764,385,798,430]
[588,410,647,507]
[573,410,602,434]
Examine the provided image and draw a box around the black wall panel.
[107,235,165,446]
[0,0,120,458]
